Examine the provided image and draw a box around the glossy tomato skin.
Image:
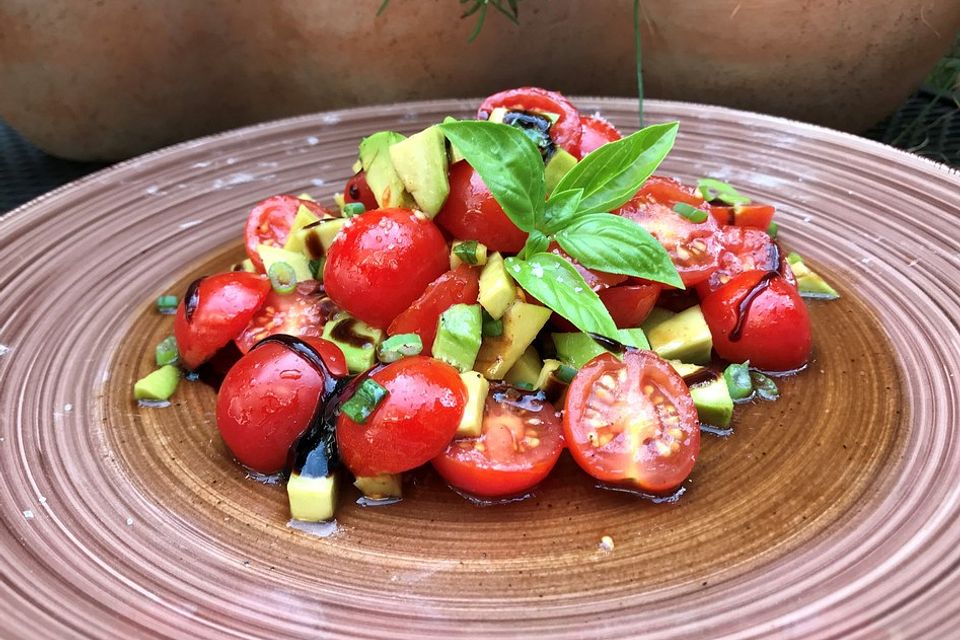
[337,356,466,476]
[578,114,621,156]
[598,282,661,328]
[695,226,780,298]
[432,388,564,498]
[640,175,706,208]
[343,172,378,211]
[215,337,347,474]
[387,266,480,356]
[708,204,776,230]
[244,195,330,272]
[478,87,582,156]
[700,270,812,372]
[174,272,271,370]
[564,350,699,493]
[323,208,449,329]
[434,162,528,253]
[234,280,339,353]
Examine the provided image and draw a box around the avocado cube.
[474,301,552,380]
[388,125,450,217]
[282,205,325,254]
[504,346,543,387]
[787,252,840,299]
[646,305,713,364]
[287,472,337,522]
[479,252,517,320]
[359,131,415,208]
[534,358,570,404]
[257,244,313,282]
[432,304,483,372]
[133,365,180,401]
[552,328,650,369]
[544,148,578,193]
[456,371,489,437]
[689,377,734,427]
[295,217,348,260]
[322,313,384,373]
[640,307,676,333]
[353,473,402,500]
[231,258,257,273]
[668,360,704,378]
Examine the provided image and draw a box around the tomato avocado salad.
[134,87,839,523]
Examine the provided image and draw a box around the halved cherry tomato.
[432,387,564,498]
[695,226,780,298]
[708,204,776,230]
[579,114,621,157]
[700,270,812,372]
[244,195,330,272]
[387,266,480,356]
[434,162,528,253]
[638,175,706,208]
[337,356,466,476]
[174,272,271,370]
[343,172,378,211]
[478,87,582,156]
[234,280,339,353]
[216,337,346,473]
[598,282,661,328]
[564,350,699,493]
[323,208,449,329]
[549,242,627,292]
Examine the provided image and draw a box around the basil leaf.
[553,121,679,216]
[439,121,544,232]
[750,372,779,401]
[542,188,584,234]
[673,202,708,223]
[504,253,618,338]
[697,178,750,206]
[522,230,549,259]
[723,361,753,400]
[554,213,683,288]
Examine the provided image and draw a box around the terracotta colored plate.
[1,99,958,639]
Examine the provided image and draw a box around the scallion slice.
[155,335,179,367]
[377,333,423,363]
[723,361,753,400]
[155,294,178,314]
[268,261,297,294]
[672,202,708,223]
[767,221,779,238]
[341,378,389,424]
[342,202,366,218]
[453,240,481,265]
[555,363,577,384]
[309,258,325,280]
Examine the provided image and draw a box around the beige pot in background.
[0,0,956,161]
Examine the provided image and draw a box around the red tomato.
[578,114,621,156]
[598,282,661,328]
[234,280,340,353]
[695,226,780,297]
[244,195,330,272]
[709,204,776,230]
[700,270,812,372]
[564,350,700,493]
[434,162,528,253]
[478,87,582,156]
[215,336,347,473]
[549,242,627,292]
[639,175,706,208]
[387,266,480,356]
[343,172,378,211]
[174,272,271,370]
[337,357,466,476]
[432,387,564,498]
[323,208,449,329]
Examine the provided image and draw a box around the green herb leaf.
[439,121,544,232]
[554,213,683,288]
[697,178,750,206]
[673,202,708,223]
[750,371,779,401]
[522,230,549,259]
[541,188,584,234]
[481,309,503,337]
[453,240,481,265]
[552,121,679,216]
[766,221,779,238]
[723,361,753,400]
[504,253,618,338]
[341,378,389,424]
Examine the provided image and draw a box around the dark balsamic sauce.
[348,182,361,200]
[304,232,325,259]
[729,271,779,342]
[587,332,628,355]
[251,334,341,395]
[330,317,373,349]
[682,368,720,387]
[183,278,203,323]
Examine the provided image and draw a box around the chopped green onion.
[454,240,481,265]
[155,335,179,367]
[268,261,297,294]
[342,202,366,218]
[750,371,779,401]
[697,178,751,206]
[673,202,708,223]
[767,221,779,238]
[723,361,753,400]
[786,251,803,266]
[377,333,423,363]
[155,295,178,314]
[481,310,503,337]
[309,258,325,280]
[555,363,577,384]
[341,378,389,424]
[513,381,534,391]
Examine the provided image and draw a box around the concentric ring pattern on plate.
[0,99,958,639]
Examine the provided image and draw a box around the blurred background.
[1,0,958,212]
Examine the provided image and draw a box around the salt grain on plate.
[599,535,615,552]
[23,510,34,519]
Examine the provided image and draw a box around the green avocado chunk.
[432,304,483,372]
[474,301,552,380]
[287,472,337,522]
[786,252,840,299]
[388,125,450,217]
[689,376,734,427]
[646,305,713,364]
[544,148,578,193]
[354,473,402,500]
[133,365,181,401]
[322,312,384,373]
[456,370,489,437]
[552,329,650,369]
[359,131,415,208]
[504,346,543,387]
[478,252,517,320]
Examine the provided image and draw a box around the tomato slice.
[432,387,564,498]
[695,226,780,298]
[234,280,340,353]
[478,87,582,156]
[548,242,627,292]
[387,266,480,356]
[598,282,661,328]
[343,172,379,211]
[639,175,706,208]
[708,204,776,230]
[564,350,700,493]
[244,195,331,272]
[173,272,271,370]
[579,114,621,157]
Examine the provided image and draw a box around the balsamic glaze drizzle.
[729,271,779,342]
[681,368,720,387]
[183,278,203,323]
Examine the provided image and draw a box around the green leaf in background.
[541,188,584,234]
[697,178,750,206]
[504,253,618,338]
[553,121,679,216]
[554,213,683,288]
[439,121,544,232]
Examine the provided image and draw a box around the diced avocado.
[351,159,363,174]
[354,473,402,500]
[295,218,348,260]
[133,365,180,401]
[296,192,316,202]
[487,107,509,124]
[388,125,450,217]
[333,192,346,213]
[475,301,552,380]
[359,131,415,208]
[534,358,570,403]
[668,360,704,378]
[281,205,325,253]
[478,252,517,320]
[450,240,488,269]
[505,346,543,387]
[322,313,384,373]
[232,258,257,273]
[646,305,713,364]
[377,333,423,363]
[257,244,313,282]
[287,472,337,522]
[552,328,650,369]
[689,376,734,427]
[544,148,578,193]
[641,307,676,334]
[787,252,840,299]
[456,370,489,437]
[432,304,483,372]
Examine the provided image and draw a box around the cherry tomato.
[323,208,449,329]
[700,270,812,372]
[432,387,564,498]
[549,242,627,292]
[343,172,378,211]
[478,87,582,156]
[234,280,340,353]
[578,114,621,156]
[564,350,699,493]
[598,282,661,328]
[244,195,331,272]
[215,337,346,473]
[174,272,271,370]
[387,266,480,356]
[639,175,706,208]
[337,356,466,476]
[695,226,780,298]
[709,204,776,230]
[434,162,528,253]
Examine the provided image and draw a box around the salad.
[133,87,839,523]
